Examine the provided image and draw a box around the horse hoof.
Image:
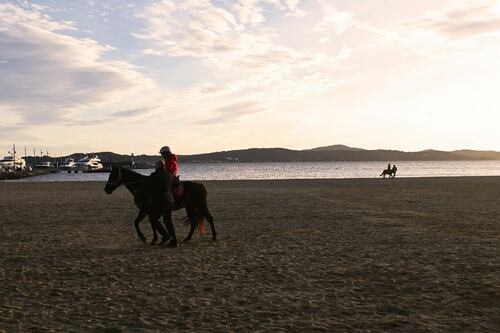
[150,240,157,245]
[166,239,178,247]
[182,238,191,242]
[139,236,147,243]
[159,237,170,245]
[212,236,217,240]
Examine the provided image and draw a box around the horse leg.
[150,219,158,245]
[183,207,197,242]
[134,210,148,243]
[202,207,216,240]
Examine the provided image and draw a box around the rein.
[106,167,149,187]
[123,179,149,186]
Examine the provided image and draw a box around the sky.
[1,0,499,156]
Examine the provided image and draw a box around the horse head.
[104,165,122,194]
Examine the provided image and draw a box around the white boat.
[35,161,55,169]
[59,158,77,172]
[76,155,104,172]
[0,154,26,171]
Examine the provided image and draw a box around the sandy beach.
[0,177,499,332]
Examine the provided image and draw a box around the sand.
[0,177,499,332]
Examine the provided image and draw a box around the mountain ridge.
[306,144,365,151]
[179,147,500,163]
[23,145,500,167]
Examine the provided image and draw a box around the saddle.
[172,182,184,197]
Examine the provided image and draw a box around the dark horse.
[104,166,216,243]
[380,167,397,178]
[380,169,394,178]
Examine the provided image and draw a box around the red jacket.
[156,154,178,176]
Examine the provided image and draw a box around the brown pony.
[104,166,216,244]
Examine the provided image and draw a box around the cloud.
[195,101,266,125]
[133,0,239,58]
[408,0,500,38]
[109,107,154,119]
[134,0,309,69]
[142,48,167,56]
[66,106,158,126]
[0,3,152,125]
[283,0,305,16]
[391,0,500,56]
[315,0,355,35]
[130,0,347,131]
[0,125,40,142]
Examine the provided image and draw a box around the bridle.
[106,166,123,187]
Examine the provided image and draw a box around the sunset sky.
[1,0,499,155]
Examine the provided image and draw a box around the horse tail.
[180,214,205,234]
[197,216,206,234]
[197,184,209,234]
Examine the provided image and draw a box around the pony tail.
[197,216,206,234]
[181,214,206,234]
[197,185,208,235]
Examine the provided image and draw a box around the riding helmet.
[159,146,171,154]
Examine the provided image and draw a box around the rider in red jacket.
[157,146,178,175]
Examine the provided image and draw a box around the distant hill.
[307,144,365,151]
[451,150,500,160]
[24,145,500,167]
[178,146,500,163]
[179,146,500,163]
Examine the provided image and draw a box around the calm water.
[4,161,500,182]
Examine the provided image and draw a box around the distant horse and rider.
[104,146,216,247]
[380,163,398,178]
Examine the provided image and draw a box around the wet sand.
[0,177,499,332]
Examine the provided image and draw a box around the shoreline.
[1,174,499,183]
[0,169,55,180]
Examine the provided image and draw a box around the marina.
[0,145,111,179]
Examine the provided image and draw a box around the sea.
[4,160,500,182]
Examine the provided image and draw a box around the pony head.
[104,166,122,194]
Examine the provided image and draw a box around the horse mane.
[119,166,147,180]
[116,166,150,193]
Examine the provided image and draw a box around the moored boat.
[59,158,77,173]
[35,161,55,169]
[76,155,104,173]
[0,153,26,171]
